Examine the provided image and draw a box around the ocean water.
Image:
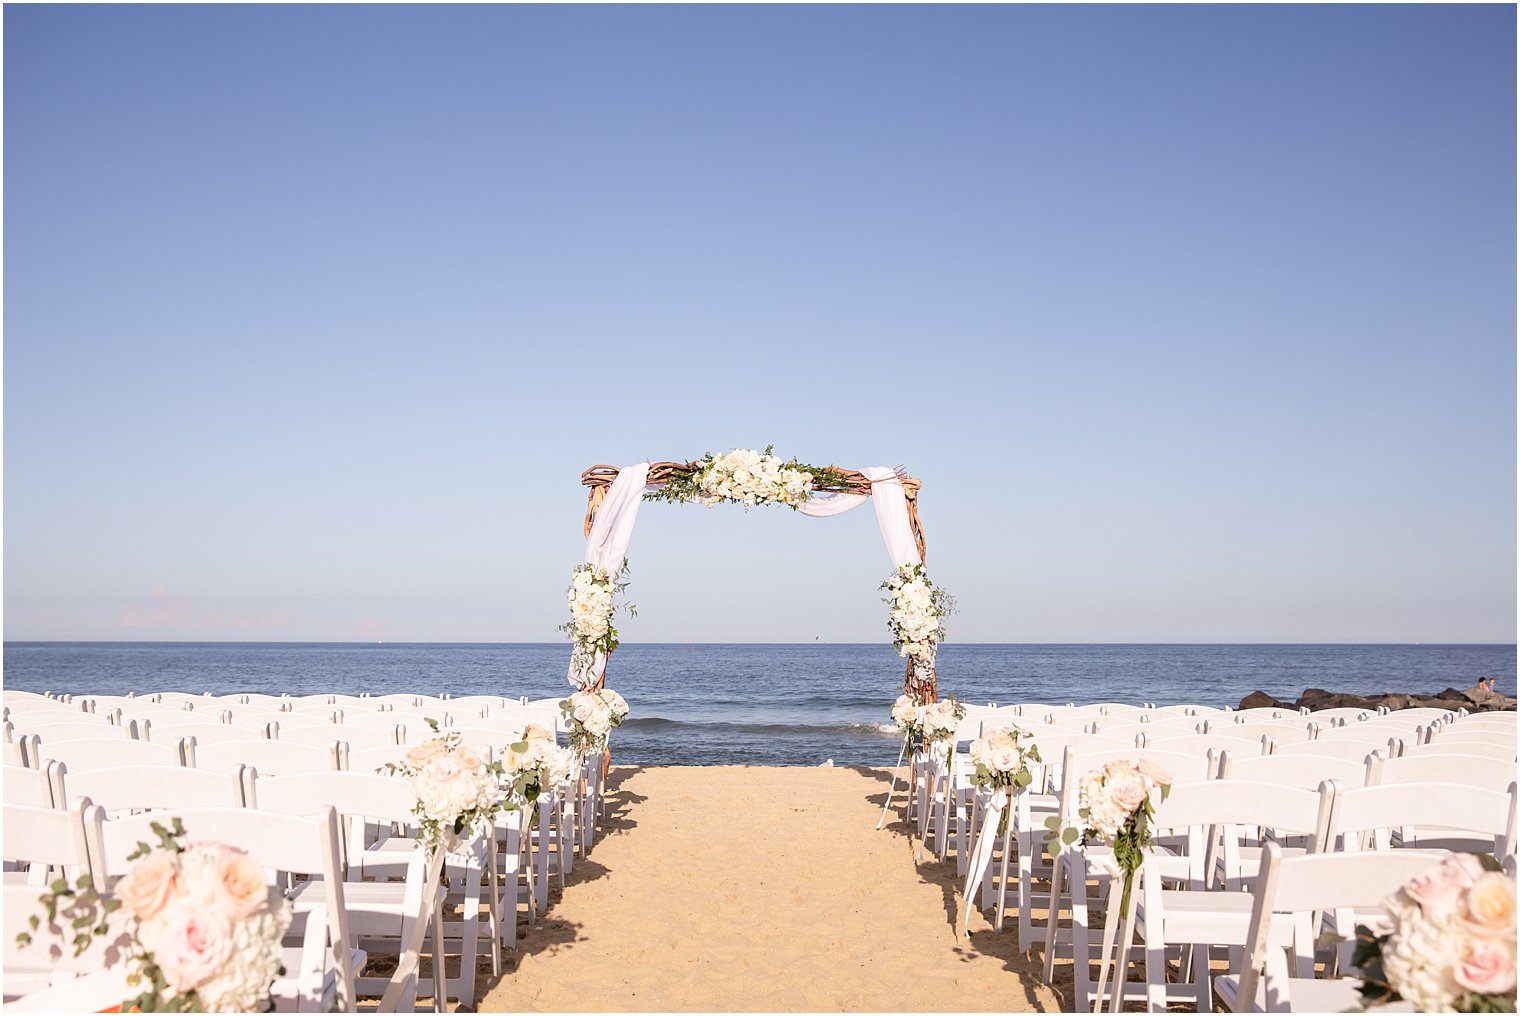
[4,642,1514,766]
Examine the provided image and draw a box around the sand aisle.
[478,765,1061,1012]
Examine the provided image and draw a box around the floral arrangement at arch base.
[560,687,629,756]
[15,818,292,1013]
[1353,853,1516,1013]
[918,694,966,766]
[379,724,512,853]
[1045,759,1172,914]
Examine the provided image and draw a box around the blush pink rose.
[989,746,1019,772]
[1453,936,1517,995]
[215,851,269,919]
[453,747,482,771]
[521,723,553,743]
[424,754,464,785]
[1406,857,1480,919]
[1107,770,1149,813]
[1464,872,1517,937]
[1103,759,1139,781]
[118,852,183,923]
[1135,760,1173,786]
[154,908,234,991]
[406,739,449,768]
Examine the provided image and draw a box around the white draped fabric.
[568,461,922,686]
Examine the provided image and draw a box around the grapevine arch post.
[575,459,938,704]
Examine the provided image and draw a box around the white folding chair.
[1215,843,1447,1013]
[249,771,449,1011]
[1097,780,1330,1012]
[1039,747,1214,1012]
[280,724,400,751]
[81,803,362,1013]
[1217,751,1368,791]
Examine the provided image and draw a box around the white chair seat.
[1215,972,1414,1013]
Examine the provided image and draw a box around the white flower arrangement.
[968,726,1042,792]
[380,729,511,852]
[889,693,923,741]
[692,446,813,508]
[1356,854,1516,1012]
[502,729,577,806]
[16,818,292,1013]
[559,686,629,756]
[644,446,821,510]
[561,562,633,689]
[881,563,955,671]
[917,695,966,767]
[1047,759,1173,913]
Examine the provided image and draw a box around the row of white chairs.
[930,701,1515,1013]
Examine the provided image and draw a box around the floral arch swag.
[561,449,952,711]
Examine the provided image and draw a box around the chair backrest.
[142,721,239,745]
[344,713,449,741]
[79,804,356,1010]
[1428,730,1517,750]
[1401,739,1515,762]
[1149,779,1330,882]
[1272,738,1386,764]
[1230,707,1303,723]
[1327,779,1516,855]
[1235,842,1453,1011]
[18,720,133,743]
[1372,753,1518,793]
[34,736,186,770]
[1440,714,1518,732]
[2,762,61,809]
[3,883,131,998]
[1217,750,1369,790]
[2,801,91,883]
[1218,721,1316,744]
[482,705,564,733]
[249,770,416,822]
[448,725,525,755]
[63,764,247,813]
[188,738,340,775]
[277,723,400,750]
[1143,732,1267,757]
[1055,746,1215,823]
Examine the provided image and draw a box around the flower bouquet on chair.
[503,731,576,807]
[1352,854,1516,1012]
[559,687,628,757]
[15,818,292,1013]
[1046,759,1172,913]
[379,727,511,854]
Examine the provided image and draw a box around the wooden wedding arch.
[578,460,938,703]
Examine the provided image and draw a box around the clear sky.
[4,4,1515,645]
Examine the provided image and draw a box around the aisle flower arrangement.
[1047,759,1172,912]
[968,726,1042,792]
[881,563,955,671]
[503,735,577,806]
[380,729,511,852]
[889,693,923,741]
[561,562,633,689]
[560,687,629,755]
[919,695,966,764]
[1353,854,1516,1012]
[17,818,291,1013]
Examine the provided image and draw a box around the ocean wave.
[619,716,900,737]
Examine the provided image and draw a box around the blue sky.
[4,4,1515,644]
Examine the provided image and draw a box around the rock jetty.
[1238,684,1516,714]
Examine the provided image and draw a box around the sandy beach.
[476,764,1064,1013]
